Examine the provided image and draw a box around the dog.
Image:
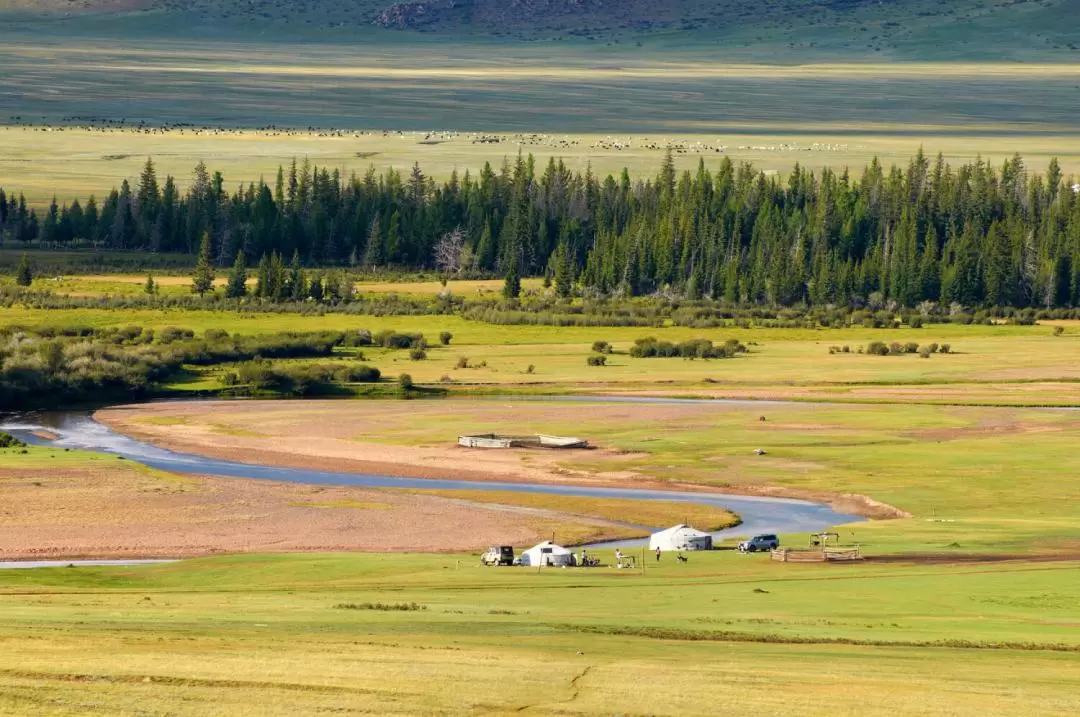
[676,554,688,563]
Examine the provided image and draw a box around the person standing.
[655,547,662,562]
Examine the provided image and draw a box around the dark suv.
[738,534,780,552]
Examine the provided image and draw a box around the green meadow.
[0,551,1077,716]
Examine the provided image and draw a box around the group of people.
[570,547,680,568]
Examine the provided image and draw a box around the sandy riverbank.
[95,400,907,520]
[0,456,637,560]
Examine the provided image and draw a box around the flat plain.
[3,31,1080,204]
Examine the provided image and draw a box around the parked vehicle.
[738,534,780,552]
[481,546,515,566]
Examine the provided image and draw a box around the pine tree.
[225,250,247,298]
[255,254,270,298]
[191,231,215,296]
[308,273,324,302]
[14,253,32,287]
[287,251,306,300]
[503,259,521,299]
[144,273,157,296]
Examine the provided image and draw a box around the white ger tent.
[649,524,713,552]
[519,540,574,567]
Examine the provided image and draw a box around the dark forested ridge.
[4,151,1080,309]
[6,0,1079,55]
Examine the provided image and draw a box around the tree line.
[3,150,1080,308]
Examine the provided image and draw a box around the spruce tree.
[225,250,247,298]
[144,273,157,296]
[191,232,214,296]
[503,258,521,299]
[288,251,306,300]
[14,253,32,287]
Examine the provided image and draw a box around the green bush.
[586,355,607,366]
[865,341,889,356]
[398,373,414,390]
[591,340,611,353]
[409,347,427,361]
[340,329,373,347]
[0,432,27,449]
[940,344,951,354]
[630,337,746,359]
[455,356,470,369]
[374,330,425,349]
[439,331,453,345]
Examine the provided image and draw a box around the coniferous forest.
[3,150,1080,308]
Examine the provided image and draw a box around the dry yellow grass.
[5,125,1079,206]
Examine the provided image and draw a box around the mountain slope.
[2,0,1079,59]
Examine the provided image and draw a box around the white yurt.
[519,540,574,567]
[649,524,713,552]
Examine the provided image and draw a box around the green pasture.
[254,397,1080,555]
[5,303,1080,405]
[0,552,1077,716]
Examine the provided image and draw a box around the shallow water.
[1,400,865,551]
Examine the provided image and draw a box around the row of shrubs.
[828,342,953,357]
[0,329,350,409]
[629,337,748,359]
[221,359,381,396]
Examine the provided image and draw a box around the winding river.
[1,401,865,559]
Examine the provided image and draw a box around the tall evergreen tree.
[14,253,32,287]
[191,231,215,296]
[225,250,248,299]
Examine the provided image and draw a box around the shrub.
[158,326,194,344]
[526,364,535,374]
[904,342,920,354]
[0,432,26,449]
[927,343,940,353]
[409,347,427,361]
[334,602,426,612]
[398,373,414,390]
[866,341,889,356]
[335,365,381,383]
[587,355,607,366]
[204,329,229,341]
[374,330,424,349]
[919,347,932,358]
[909,315,924,328]
[1053,326,1065,336]
[439,331,453,345]
[455,356,470,369]
[841,345,850,353]
[940,344,951,354]
[591,340,611,353]
[340,329,373,347]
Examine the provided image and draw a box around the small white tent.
[519,540,574,567]
[649,524,713,552]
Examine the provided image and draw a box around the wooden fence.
[771,546,862,563]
